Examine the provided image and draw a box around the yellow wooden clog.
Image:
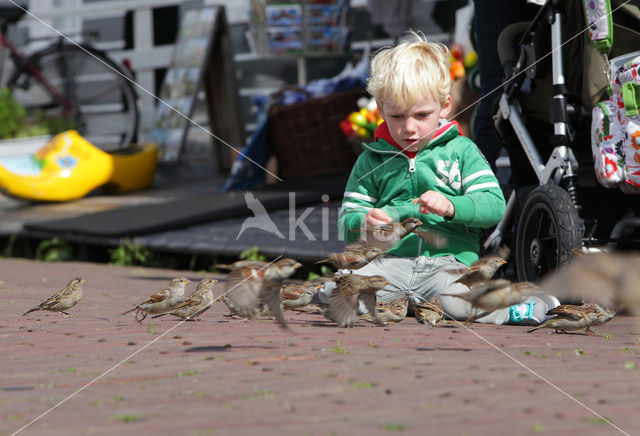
[0,130,158,202]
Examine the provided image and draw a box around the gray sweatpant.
[318,254,511,325]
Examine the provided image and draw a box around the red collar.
[373,122,417,158]
[373,120,464,159]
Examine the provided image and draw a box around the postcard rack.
[249,0,350,57]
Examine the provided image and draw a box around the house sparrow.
[413,295,444,326]
[216,260,268,271]
[539,250,640,314]
[223,258,301,330]
[23,277,85,317]
[527,302,615,335]
[413,228,449,248]
[315,246,383,270]
[348,218,422,252]
[441,279,538,321]
[121,277,190,322]
[325,274,388,327]
[360,294,408,325]
[446,254,507,288]
[152,278,218,320]
[281,280,323,311]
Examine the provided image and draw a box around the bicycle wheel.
[8,42,138,151]
[515,183,583,282]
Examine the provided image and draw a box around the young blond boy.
[321,32,558,325]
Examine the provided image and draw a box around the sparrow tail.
[22,306,40,316]
[151,313,167,319]
[527,326,543,333]
[314,259,329,265]
[121,307,137,316]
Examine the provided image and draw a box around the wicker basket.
[267,87,368,180]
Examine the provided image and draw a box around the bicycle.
[0,3,138,152]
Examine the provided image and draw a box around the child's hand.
[417,190,455,218]
[365,208,393,226]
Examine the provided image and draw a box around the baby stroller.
[483,0,640,281]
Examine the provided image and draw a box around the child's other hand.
[417,191,455,218]
[365,208,393,226]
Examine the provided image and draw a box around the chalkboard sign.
[149,5,242,168]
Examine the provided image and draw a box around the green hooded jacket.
[338,120,506,266]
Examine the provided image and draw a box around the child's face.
[378,93,452,152]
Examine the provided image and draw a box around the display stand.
[249,0,350,84]
[149,5,243,171]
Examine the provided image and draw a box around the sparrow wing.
[147,288,171,303]
[38,290,66,310]
[466,278,512,300]
[171,292,203,310]
[327,278,360,326]
[281,283,304,300]
[359,292,380,324]
[224,267,264,316]
[414,229,448,248]
[546,304,587,321]
[260,281,288,330]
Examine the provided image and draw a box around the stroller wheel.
[515,183,582,282]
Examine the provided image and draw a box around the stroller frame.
[482,0,640,281]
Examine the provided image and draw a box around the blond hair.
[366,31,451,110]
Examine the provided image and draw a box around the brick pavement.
[1,258,639,435]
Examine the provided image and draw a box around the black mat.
[25,174,349,237]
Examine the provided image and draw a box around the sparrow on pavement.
[281,279,323,311]
[413,295,444,326]
[360,294,408,325]
[23,277,85,317]
[441,279,538,321]
[121,277,190,322]
[527,302,615,335]
[315,246,383,270]
[152,278,218,320]
[348,218,422,252]
[223,258,301,330]
[325,274,388,327]
[446,254,507,288]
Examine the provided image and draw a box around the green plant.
[109,239,152,266]
[330,341,349,354]
[0,87,77,139]
[31,109,78,135]
[0,87,26,139]
[35,237,74,262]
[112,413,139,423]
[239,246,267,262]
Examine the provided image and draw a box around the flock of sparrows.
[21,276,220,322]
[18,218,639,336]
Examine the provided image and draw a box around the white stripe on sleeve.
[344,191,378,203]
[341,202,372,211]
[465,182,500,193]
[462,170,494,186]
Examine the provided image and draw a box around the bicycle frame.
[0,32,73,114]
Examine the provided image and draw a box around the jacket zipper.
[408,158,416,172]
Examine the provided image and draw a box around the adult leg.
[472,0,539,171]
